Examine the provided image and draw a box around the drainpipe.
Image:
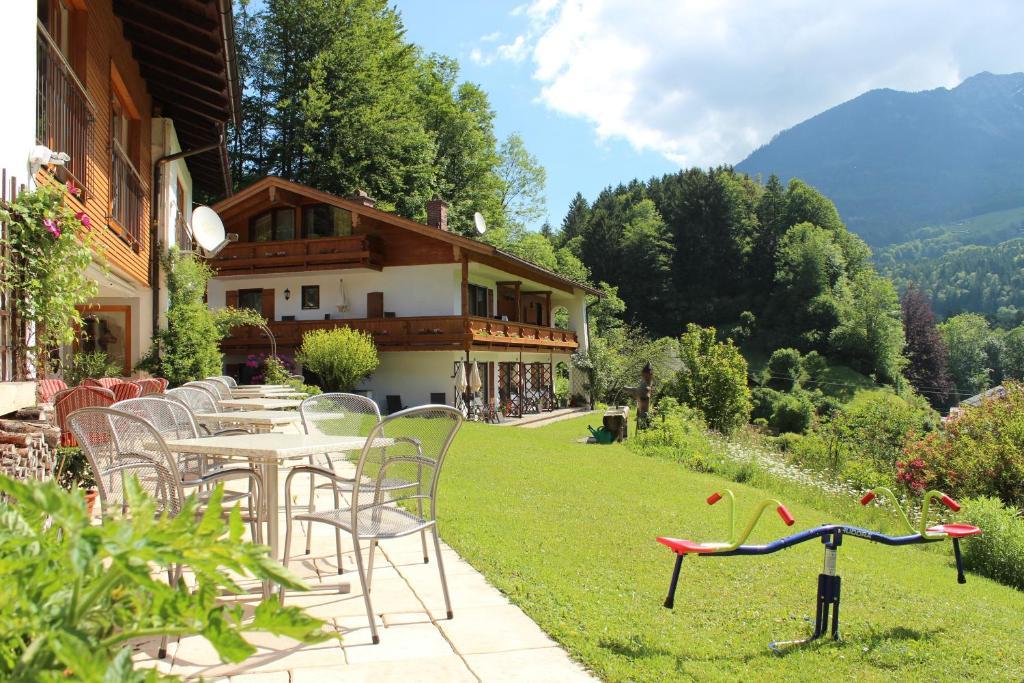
[150,136,225,338]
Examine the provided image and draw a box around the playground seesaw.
[657,487,982,652]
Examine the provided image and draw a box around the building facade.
[0,0,239,412]
[208,177,599,416]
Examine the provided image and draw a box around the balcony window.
[109,69,144,250]
[36,5,92,194]
[302,204,352,239]
[251,208,296,242]
[467,284,489,317]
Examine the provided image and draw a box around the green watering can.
[588,425,615,444]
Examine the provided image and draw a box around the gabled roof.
[212,176,602,297]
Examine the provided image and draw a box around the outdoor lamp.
[284,288,291,300]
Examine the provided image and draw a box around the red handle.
[860,491,877,505]
[776,504,795,526]
[940,494,961,512]
[707,492,722,505]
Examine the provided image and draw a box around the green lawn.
[438,415,1024,682]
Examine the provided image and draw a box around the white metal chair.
[281,405,463,644]
[184,379,234,404]
[67,407,263,658]
[165,387,251,435]
[208,375,237,387]
[299,393,382,556]
[110,397,263,541]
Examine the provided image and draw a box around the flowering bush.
[0,180,100,371]
[899,382,1024,507]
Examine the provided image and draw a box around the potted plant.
[61,350,120,387]
[54,446,98,516]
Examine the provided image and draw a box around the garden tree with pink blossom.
[0,180,99,376]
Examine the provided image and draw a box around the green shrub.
[770,392,815,434]
[960,496,1024,590]
[139,248,265,385]
[750,387,782,422]
[62,350,120,386]
[0,476,329,680]
[54,446,94,491]
[667,323,751,433]
[766,347,804,391]
[297,327,379,392]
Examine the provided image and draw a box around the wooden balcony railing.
[210,235,384,275]
[36,25,94,193]
[222,315,579,352]
[110,141,145,251]
[467,316,578,349]
[222,316,467,350]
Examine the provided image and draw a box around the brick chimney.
[348,189,376,208]
[426,197,449,231]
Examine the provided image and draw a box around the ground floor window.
[76,304,131,375]
[497,361,553,417]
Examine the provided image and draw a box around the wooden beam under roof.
[139,63,228,101]
[122,24,223,68]
[114,0,219,39]
[149,82,229,118]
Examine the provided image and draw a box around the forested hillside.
[554,169,906,385]
[877,207,1024,324]
[736,72,1024,246]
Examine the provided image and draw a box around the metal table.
[195,410,302,433]
[218,398,302,411]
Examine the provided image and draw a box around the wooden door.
[367,292,384,318]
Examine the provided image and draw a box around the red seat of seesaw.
[657,537,720,554]
[926,523,982,538]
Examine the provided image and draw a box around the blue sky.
[393,0,1023,230]
[394,1,678,229]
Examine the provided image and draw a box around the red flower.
[43,218,61,239]
[66,180,80,197]
[74,211,91,230]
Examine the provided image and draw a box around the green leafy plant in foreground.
[0,476,331,681]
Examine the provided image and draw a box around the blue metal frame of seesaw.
[658,488,981,652]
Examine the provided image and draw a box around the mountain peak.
[736,73,1024,246]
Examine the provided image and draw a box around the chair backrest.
[37,378,68,403]
[132,378,164,396]
[112,396,201,441]
[208,375,237,388]
[185,380,230,400]
[66,407,184,517]
[154,377,170,392]
[300,392,381,437]
[206,376,231,389]
[83,377,123,390]
[112,397,204,478]
[112,382,142,402]
[54,386,115,447]
[165,386,219,415]
[385,395,403,415]
[350,405,463,525]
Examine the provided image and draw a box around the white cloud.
[480,31,502,43]
[469,47,492,66]
[497,35,529,63]
[524,0,1024,166]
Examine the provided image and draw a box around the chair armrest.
[211,428,252,437]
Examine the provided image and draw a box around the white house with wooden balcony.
[208,177,599,416]
[0,0,240,412]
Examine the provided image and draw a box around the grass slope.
[438,416,1024,681]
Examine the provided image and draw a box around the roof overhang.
[113,0,241,198]
[213,176,604,298]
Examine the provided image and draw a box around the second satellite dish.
[191,206,227,252]
[473,211,487,235]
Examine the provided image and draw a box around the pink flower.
[43,218,61,239]
[66,180,80,197]
[74,211,91,230]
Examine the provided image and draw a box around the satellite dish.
[473,211,487,235]
[191,206,227,252]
